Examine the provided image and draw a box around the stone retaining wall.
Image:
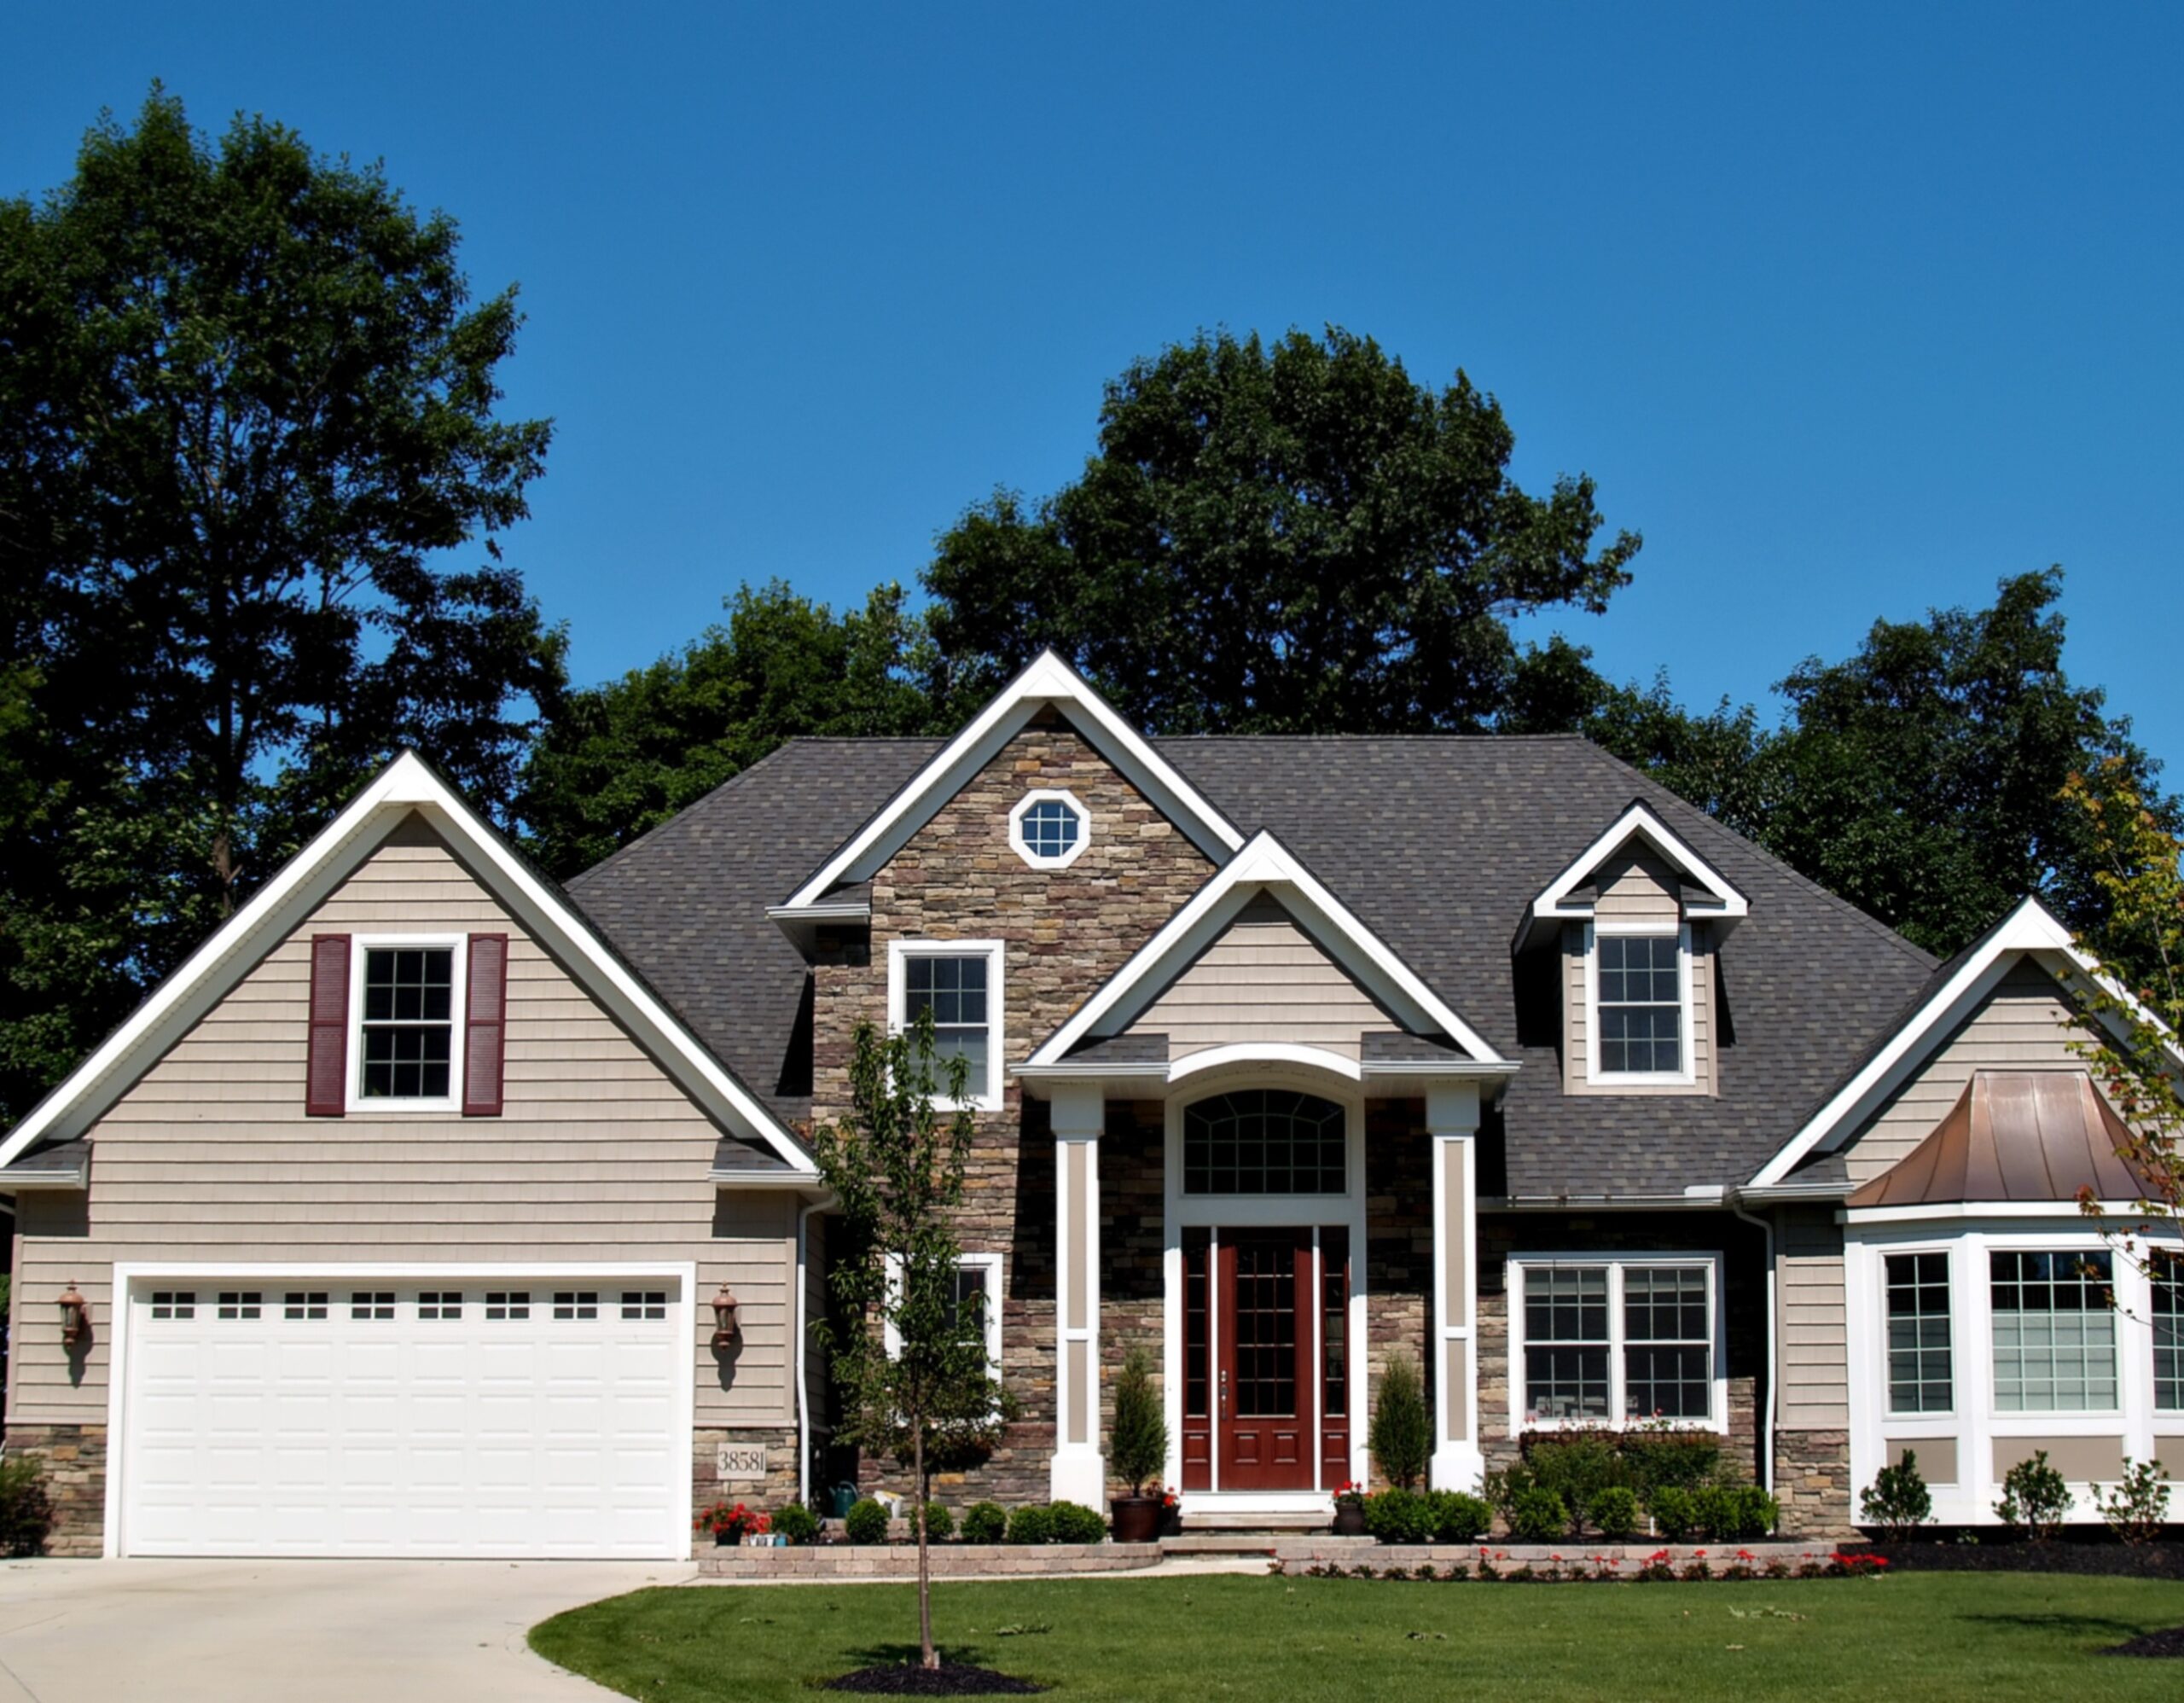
[699,1541,1162,1578]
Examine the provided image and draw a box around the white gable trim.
[1025,831,1511,1069]
[0,753,816,1175]
[1747,896,2177,1190]
[779,649,1245,911]
[1524,800,1749,947]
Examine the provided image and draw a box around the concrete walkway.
[0,1558,686,1703]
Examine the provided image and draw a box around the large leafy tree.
[1540,568,2175,958]
[921,327,1641,733]
[518,579,941,877]
[0,90,563,1125]
[1748,568,2171,956]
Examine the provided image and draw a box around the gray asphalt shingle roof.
[568,730,1937,1195]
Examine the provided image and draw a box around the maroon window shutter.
[306,934,351,1116]
[463,933,508,1116]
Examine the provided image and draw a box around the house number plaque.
[717,1443,768,1481]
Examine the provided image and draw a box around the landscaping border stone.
[699,1542,1163,1578]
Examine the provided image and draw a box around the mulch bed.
[1855,1541,2184,1579]
[2102,1627,2184,1659]
[823,1664,1044,1694]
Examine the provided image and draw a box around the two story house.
[3,651,2177,1557]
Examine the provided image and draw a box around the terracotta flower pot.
[1111,1495,1163,1543]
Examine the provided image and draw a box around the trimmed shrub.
[1523,1429,1623,1533]
[2098,1457,2172,1546]
[1481,1462,1532,1518]
[1109,1348,1169,1497]
[1996,1450,2072,1542]
[1716,1486,1780,1540]
[1650,1485,1698,1542]
[1860,1452,1933,1541]
[1509,1486,1568,1543]
[1368,1354,1432,1490]
[1429,1491,1493,1544]
[961,1501,1008,1544]
[1589,1485,1641,1542]
[770,1502,821,1546]
[0,1456,53,1558]
[1621,1426,1721,1500]
[1362,1487,1429,1544]
[918,1501,955,1541]
[1007,1503,1057,1545]
[843,1497,891,1545]
[1048,1500,1108,1544]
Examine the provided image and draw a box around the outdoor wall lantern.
[57,1281,88,1348]
[711,1284,741,1347]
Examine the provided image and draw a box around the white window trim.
[1008,788,1090,870]
[1844,1220,2184,1530]
[886,939,1005,1112]
[346,933,468,1113]
[881,1250,1004,1381]
[1505,1251,1728,1434]
[1583,921,1697,1088]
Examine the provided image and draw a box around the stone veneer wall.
[812,714,1217,1507]
[693,1425,802,1552]
[1363,1101,1433,1485]
[3,1423,106,1556]
[1774,1428,1855,1537]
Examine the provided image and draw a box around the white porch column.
[1049,1084,1106,1505]
[1428,1081,1484,1491]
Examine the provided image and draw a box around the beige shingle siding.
[1838,960,2081,1186]
[1560,852,1716,1097]
[9,811,794,1429]
[1778,1206,1849,1427]
[1129,895,1394,1060]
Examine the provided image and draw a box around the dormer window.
[1585,925,1695,1085]
[1008,789,1089,869]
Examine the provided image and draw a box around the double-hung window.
[2154,1256,2182,1412]
[883,1251,1003,1381]
[1884,1252,1954,1414]
[1515,1256,1718,1427]
[1989,1250,2117,1411]
[887,940,1004,1110]
[1588,927,1692,1083]
[354,939,462,1107]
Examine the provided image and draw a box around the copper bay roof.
[1845,1070,2154,1208]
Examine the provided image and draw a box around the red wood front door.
[1216,1229,1316,1491]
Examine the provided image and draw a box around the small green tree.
[1108,1346,1169,1497]
[1860,1450,1934,1541]
[1368,1352,1432,1491]
[813,1012,1013,1671]
[1995,1450,2072,1542]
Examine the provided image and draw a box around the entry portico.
[1019,831,1511,1514]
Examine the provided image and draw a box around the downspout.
[1732,1200,1777,1496]
[794,1195,825,1507]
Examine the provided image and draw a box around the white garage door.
[119,1276,687,1557]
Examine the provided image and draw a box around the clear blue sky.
[7,3,2179,766]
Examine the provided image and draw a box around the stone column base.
[3,1423,107,1556]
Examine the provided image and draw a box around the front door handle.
[1219,1368,1228,1417]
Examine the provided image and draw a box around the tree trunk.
[915,1424,937,1669]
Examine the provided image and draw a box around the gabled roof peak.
[1026,826,1511,1072]
[1518,799,1750,950]
[776,648,1245,918]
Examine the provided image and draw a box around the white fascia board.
[1747,896,2179,1192]
[0,1166,87,1191]
[1528,801,1751,931]
[1840,1200,2181,1228]
[0,753,816,1176]
[1025,830,1510,1068]
[779,649,1246,911]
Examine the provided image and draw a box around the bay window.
[1989,1250,2117,1412]
[2153,1256,2181,1412]
[1885,1252,1953,1415]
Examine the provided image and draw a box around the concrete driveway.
[0,1557,686,1703]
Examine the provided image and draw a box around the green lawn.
[530,1571,2184,1701]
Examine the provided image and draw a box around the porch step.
[1164,1525,1356,1552]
